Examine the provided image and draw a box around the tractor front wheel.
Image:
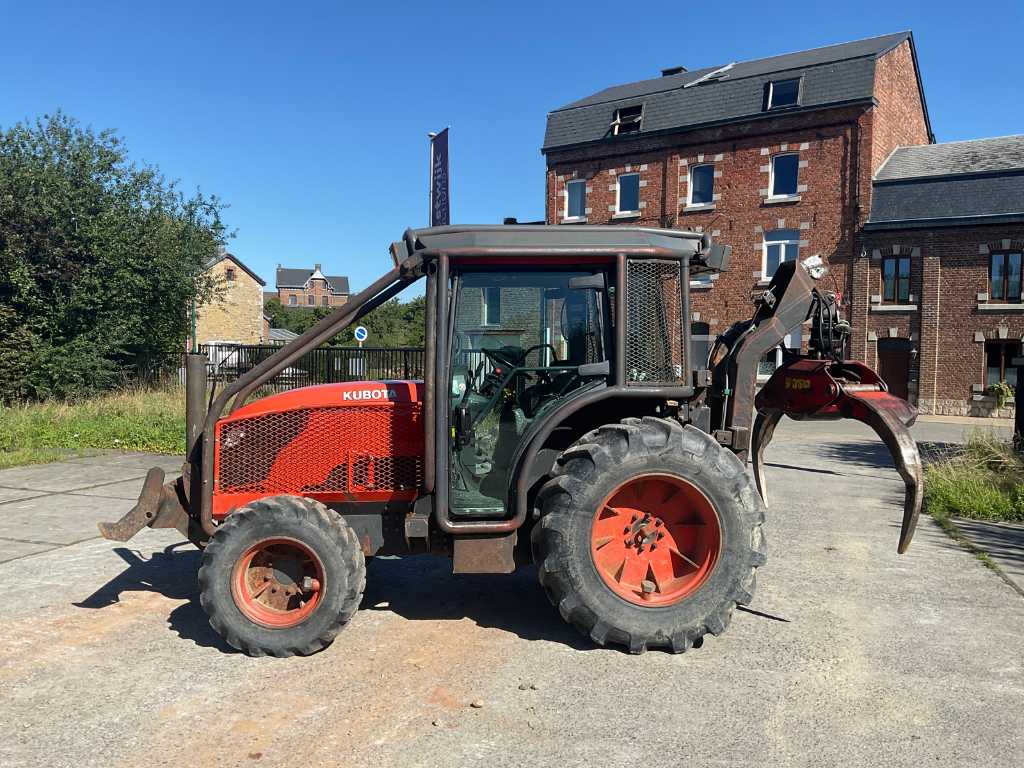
[199,495,366,657]
[531,417,766,653]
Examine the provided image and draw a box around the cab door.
[444,267,608,517]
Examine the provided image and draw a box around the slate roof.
[543,31,931,152]
[204,253,265,286]
[867,136,1024,229]
[276,267,350,294]
[875,135,1024,180]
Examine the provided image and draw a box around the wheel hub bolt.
[641,580,656,594]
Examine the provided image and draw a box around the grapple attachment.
[752,359,923,553]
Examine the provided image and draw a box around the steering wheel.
[481,346,525,370]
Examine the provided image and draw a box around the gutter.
[863,212,1024,231]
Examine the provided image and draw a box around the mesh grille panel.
[625,260,686,384]
[217,405,423,495]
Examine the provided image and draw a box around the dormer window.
[767,78,801,109]
[611,105,643,136]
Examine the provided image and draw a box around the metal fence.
[192,344,425,392]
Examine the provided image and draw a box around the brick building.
[542,31,1024,415]
[194,252,266,345]
[274,264,350,309]
[859,136,1024,416]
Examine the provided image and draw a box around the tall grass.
[0,387,186,468]
[925,431,1024,522]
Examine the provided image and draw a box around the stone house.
[194,252,267,345]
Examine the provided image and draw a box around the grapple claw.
[754,358,924,553]
[751,409,783,506]
[839,390,922,554]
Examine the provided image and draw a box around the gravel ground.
[0,419,1021,768]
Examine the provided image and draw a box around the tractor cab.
[447,268,609,517]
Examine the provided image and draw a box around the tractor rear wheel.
[199,495,366,657]
[531,417,766,653]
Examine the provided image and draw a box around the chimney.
[314,262,322,272]
[661,65,687,77]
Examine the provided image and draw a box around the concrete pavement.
[0,421,1022,768]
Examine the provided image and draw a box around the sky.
[2,1,1022,298]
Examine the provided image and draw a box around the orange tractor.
[100,226,922,656]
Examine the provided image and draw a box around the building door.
[877,338,912,400]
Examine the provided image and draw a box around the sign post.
[429,128,450,227]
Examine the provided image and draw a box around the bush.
[925,431,1024,522]
[0,112,226,402]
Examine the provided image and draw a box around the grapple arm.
[712,259,924,553]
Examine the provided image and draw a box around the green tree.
[0,112,226,401]
[332,296,425,347]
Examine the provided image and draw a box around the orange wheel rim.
[590,474,721,606]
[231,537,325,628]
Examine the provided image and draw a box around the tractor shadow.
[361,555,595,650]
[73,543,236,653]
[74,543,592,653]
[820,440,956,471]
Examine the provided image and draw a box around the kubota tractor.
[100,225,923,656]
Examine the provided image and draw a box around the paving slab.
[0,461,149,493]
[64,451,183,472]
[72,478,152,500]
[951,517,1024,589]
[0,493,134,546]
[0,537,59,563]
[0,487,48,504]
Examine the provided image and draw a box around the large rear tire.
[199,495,366,657]
[531,417,766,653]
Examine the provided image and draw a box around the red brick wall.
[861,228,1024,415]
[278,280,348,309]
[871,41,930,175]
[546,109,866,342]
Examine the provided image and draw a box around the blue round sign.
[353,325,369,342]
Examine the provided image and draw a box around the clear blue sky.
[2,1,1021,296]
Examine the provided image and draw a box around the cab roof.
[397,224,708,262]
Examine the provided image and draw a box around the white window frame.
[564,179,587,221]
[768,78,801,109]
[611,105,643,136]
[616,173,641,214]
[288,294,297,306]
[482,286,501,326]
[687,163,715,207]
[762,229,801,279]
[769,153,800,199]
